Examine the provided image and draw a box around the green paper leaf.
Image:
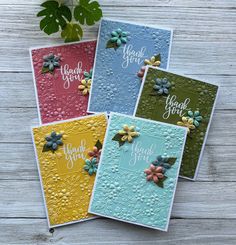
[37,0,72,35]
[106,40,118,50]
[95,140,102,150]
[167,157,177,166]
[42,144,51,152]
[156,176,167,188]
[41,67,53,74]
[61,23,83,42]
[154,54,161,62]
[74,0,103,26]
[112,133,125,147]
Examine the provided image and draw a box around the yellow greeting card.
[31,113,107,228]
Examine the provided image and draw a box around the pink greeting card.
[30,40,96,124]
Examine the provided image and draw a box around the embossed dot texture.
[135,67,218,179]
[88,19,172,115]
[31,41,96,124]
[32,114,107,227]
[90,113,186,231]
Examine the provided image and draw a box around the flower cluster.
[84,140,102,176]
[43,53,60,72]
[43,131,63,152]
[153,78,171,95]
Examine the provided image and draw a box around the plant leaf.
[37,0,72,35]
[95,140,102,150]
[74,0,103,26]
[156,176,167,188]
[112,133,125,147]
[167,157,177,166]
[61,23,83,42]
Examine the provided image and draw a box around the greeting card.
[30,40,96,124]
[134,67,219,180]
[89,113,187,231]
[88,18,172,115]
[31,113,107,228]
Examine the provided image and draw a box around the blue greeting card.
[89,113,187,231]
[88,18,173,115]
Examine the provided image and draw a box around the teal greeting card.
[89,113,187,231]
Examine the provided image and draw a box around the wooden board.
[0,0,236,244]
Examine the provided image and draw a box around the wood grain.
[0,0,236,244]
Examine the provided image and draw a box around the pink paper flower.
[144,164,164,183]
[88,146,102,162]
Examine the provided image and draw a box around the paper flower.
[186,110,202,127]
[177,117,196,134]
[137,66,146,78]
[110,28,128,46]
[84,69,93,81]
[144,56,161,67]
[78,79,91,95]
[118,125,140,143]
[112,125,140,147]
[152,155,171,172]
[43,131,63,152]
[42,53,60,73]
[84,158,98,175]
[88,146,102,163]
[153,78,171,95]
[144,164,164,184]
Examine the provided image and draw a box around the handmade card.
[134,67,219,180]
[30,40,96,124]
[89,113,187,231]
[88,18,172,115]
[31,113,107,228]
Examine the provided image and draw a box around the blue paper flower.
[110,28,129,47]
[43,131,63,152]
[186,110,203,127]
[153,78,171,95]
[43,53,60,71]
[84,158,98,175]
[152,155,171,173]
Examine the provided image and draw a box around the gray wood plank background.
[0,0,235,244]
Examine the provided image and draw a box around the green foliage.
[74,0,103,26]
[37,0,103,42]
[112,133,125,147]
[95,140,103,150]
[61,23,83,43]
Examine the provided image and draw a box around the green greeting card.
[134,67,219,180]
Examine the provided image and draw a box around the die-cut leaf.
[42,144,52,152]
[112,133,125,147]
[156,176,167,188]
[154,54,161,62]
[37,0,72,35]
[106,40,118,50]
[95,140,103,150]
[74,0,103,26]
[167,157,177,166]
[61,23,83,42]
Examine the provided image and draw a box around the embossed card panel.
[89,113,187,231]
[135,67,219,180]
[88,18,172,115]
[32,113,107,227]
[30,41,96,124]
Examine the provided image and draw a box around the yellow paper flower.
[118,124,140,142]
[78,79,91,95]
[144,56,161,67]
[177,117,196,134]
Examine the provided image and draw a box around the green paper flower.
[84,69,93,81]
[153,78,171,95]
[43,131,63,152]
[43,53,60,72]
[186,110,203,127]
[84,157,98,175]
